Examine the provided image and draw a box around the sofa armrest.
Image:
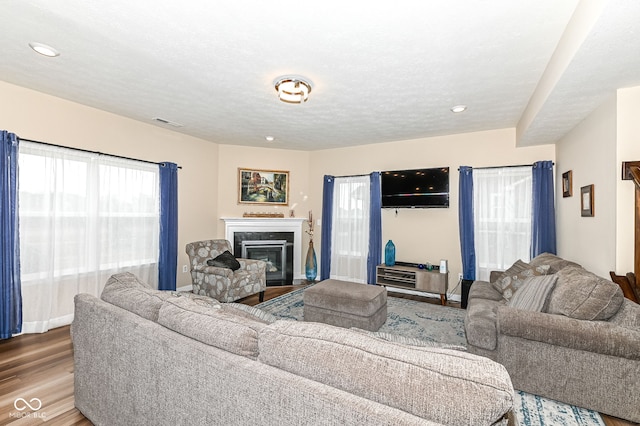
[497,306,640,360]
[192,264,234,278]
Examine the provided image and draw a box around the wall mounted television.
[381,167,449,208]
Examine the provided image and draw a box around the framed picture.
[238,168,289,205]
[562,170,572,197]
[580,184,594,217]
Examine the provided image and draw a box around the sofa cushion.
[494,265,551,302]
[351,328,467,351]
[548,266,624,320]
[259,321,513,425]
[157,296,268,359]
[469,280,504,302]
[206,250,241,271]
[529,252,581,274]
[226,302,278,324]
[507,274,558,312]
[100,272,174,321]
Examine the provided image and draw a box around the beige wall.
[11,77,630,292]
[0,81,219,288]
[310,128,555,292]
[617,86,640,274]
[555,94,617,278]
[215,145,311,226]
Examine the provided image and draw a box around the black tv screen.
[381,167,449,208]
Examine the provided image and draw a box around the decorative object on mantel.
[305,210,317,281]
[580,184,594,217]
[242,212,285,218]
[238,168,289,206]
[562,170,572,197]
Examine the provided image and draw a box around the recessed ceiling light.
[265,136,275,142]
[450,105,467,113]
[29,42,60,57]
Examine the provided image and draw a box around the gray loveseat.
[73,272,514,426]
[464,253,640,423]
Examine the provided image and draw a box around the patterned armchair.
[186,239,266,303]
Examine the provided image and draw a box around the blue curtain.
[320,175,334,280]
[159,162,178,291]
[531,160,557,257]
[458,166,476,281]
[1,131,22,339]
[367,172,382,284]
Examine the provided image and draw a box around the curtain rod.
[330,173,373,178]
[18,137,182,169]
[457,162,554,171]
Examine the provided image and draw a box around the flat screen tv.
[381,167,449,208]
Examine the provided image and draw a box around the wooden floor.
[0,285,634,425]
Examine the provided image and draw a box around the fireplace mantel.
[222,217,307,281]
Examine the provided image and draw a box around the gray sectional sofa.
[464,253,640,423]
[72,272,514,426]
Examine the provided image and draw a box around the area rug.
[256,285,606,426]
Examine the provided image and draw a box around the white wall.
[555,95,617,277]
[616,86,640,274]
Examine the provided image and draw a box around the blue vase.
[385,240,396,266]
[305,241,318,281]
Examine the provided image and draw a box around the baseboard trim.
[176,284,193,292]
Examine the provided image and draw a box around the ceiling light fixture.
[265,136,275,142]
[450,105,467,113]
[274,77,312,104]
[29,42,60,57]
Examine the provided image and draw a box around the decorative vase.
[305,240,318,282]
[385,240,396,266]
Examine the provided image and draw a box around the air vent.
[152,117,184,127]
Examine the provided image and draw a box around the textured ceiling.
[1,1,639,150]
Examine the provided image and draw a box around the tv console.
[376,264,448,305]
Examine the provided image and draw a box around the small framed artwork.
[562,171,572,197]
[580,184,594,217]
[238,168,289,205]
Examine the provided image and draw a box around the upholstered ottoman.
[303,279,387,331]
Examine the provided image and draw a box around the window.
[330,176,370,282]
[473,167,532,280]
[18,142,160,332]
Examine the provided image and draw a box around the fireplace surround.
[222,217,306,284]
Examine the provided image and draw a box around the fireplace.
[222,217,306,284]
[242,240,287,282]
[233,232,293,285]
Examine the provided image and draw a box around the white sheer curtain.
[18,142,160,333]
[473,167,532,281]
[330,175,370,283]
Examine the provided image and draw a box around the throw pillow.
[529,252,581,274]
[495,264,551,302]
[548,266,624,320]
[206,250,241,271]
[507,274,558,312]
[490,259,529,293]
